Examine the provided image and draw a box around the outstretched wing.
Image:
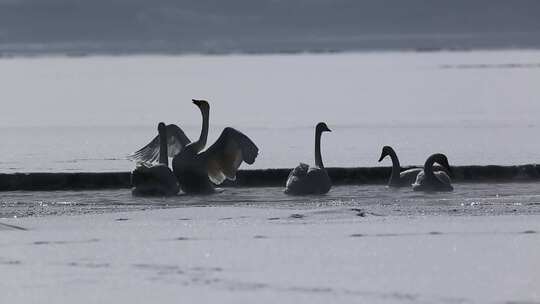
[199,127,259,185]
[128,124,191,163]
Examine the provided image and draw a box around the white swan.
[131,99,258,194]
[412,153,453,192]
[285,122,332,195]
[378,146,423,187]
[131,122,180,196]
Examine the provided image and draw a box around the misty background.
[1,1,539,128]
[1,0,540,55]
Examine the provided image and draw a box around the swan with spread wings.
[129,99,259,194]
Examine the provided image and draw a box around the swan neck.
[158,128,168,166]
[388,149,400,182]
[315,129,324,168]
[424,156,436,177]
[195,106,209,152]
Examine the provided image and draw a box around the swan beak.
[378,153,385,162]
[192,99,209,110]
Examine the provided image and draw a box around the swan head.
[432,153,452,173]
[157,122,166,133]
[316,122,331,133]
[192,99,210,112]
[378,145,393,162]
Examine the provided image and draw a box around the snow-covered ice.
[1,206,539,303]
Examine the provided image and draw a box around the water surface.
[3,182,540,218]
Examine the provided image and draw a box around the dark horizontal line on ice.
[349,230,538,238]
[2,45,540,59]
[1,164,540,191]
[440,63,540,69]
[0,222,28,231]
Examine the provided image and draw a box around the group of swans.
[284,126,453,194]
[129,100,453,196]
[378,146,453,191]
[130,99,259,195]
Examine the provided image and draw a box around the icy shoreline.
[1,206,539,303]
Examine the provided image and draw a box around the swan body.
[285,122,332,195]
[412,153,454,192]
[398,168,424,186]
[378,146,423,187]
[131,122,179,196]
[285,163,331,195]
[172,100,258,194]
[172,126,258,194]
[171,144,215,194]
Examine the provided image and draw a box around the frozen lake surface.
[2,50,540,303]
[2,50,540,218]
[1,50,540,173]
[2,206,539,303]
[2,124,540,172]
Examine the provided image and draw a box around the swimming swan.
[284,122,332,195]
[131,122,180,196]
[412,153,453,192]
[378,146,424,187]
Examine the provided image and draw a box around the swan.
[172,100,259,194]
[130,99,259,194]
[412,153,453,192]
[131,122,180,196]
[378,146,424,187]
[284,122,332,195]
